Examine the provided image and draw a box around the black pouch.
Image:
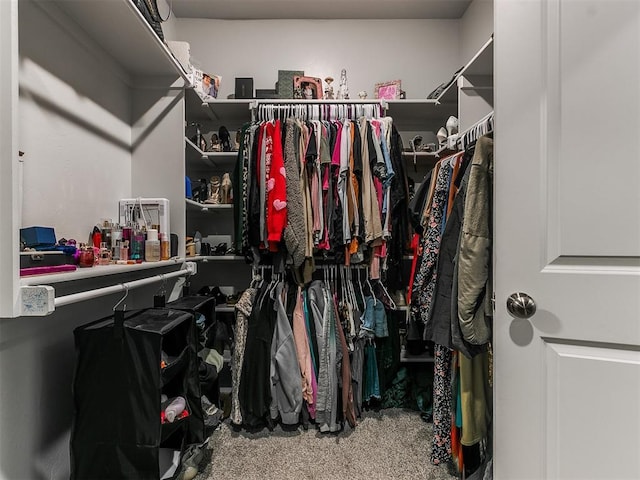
[134,0,165,41]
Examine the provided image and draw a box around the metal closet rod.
[54,262,197,308]
[249,99,389,107]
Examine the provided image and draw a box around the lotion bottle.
[145,229,161,262]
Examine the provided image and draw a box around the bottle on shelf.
[145,229,161,262]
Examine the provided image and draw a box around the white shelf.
[204,99,254,125]
[20,258,185,286]
[436,35,494,106]
[46,0,189,84]
[185,137,238,167]
[191,255,245,261]
[185,198,233,211]
[402,145,457,159]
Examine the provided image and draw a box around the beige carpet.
[196,408,458,480]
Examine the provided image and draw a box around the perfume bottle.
[160,232,170,261]
[111,225,122,261]
[130,229,145,261]
[98,242,112,265]
[145,229,161,262]
[119,240,129,261]
[78,244,95,268]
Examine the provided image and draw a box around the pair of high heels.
[203,173,232,204]
[437,116,459,149]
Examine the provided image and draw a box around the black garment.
[238,283,277,428]
[386,126,411,292]
[247,128,261,248]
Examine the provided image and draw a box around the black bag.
[134,0,165,41]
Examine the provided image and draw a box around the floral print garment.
[430,343,453,465]
[411,158,454,329]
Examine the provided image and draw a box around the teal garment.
[364,343,381,401]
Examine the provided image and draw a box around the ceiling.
[169,0,474,20]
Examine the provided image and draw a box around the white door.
[494,0,640,478]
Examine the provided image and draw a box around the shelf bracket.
[20,285,55,316]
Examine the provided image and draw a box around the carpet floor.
[195,408,458,480]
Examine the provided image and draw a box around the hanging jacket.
[457,135,494,345]
[269,283,303,424]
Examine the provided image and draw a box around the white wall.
[18,0,132,243]
[172,19,461,100]
[460,0,494,63]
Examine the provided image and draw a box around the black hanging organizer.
[71,307,204,480]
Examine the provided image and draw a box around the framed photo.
[293,75,323,100]
[374,80,402,100]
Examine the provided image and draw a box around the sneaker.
[177,444,204,480]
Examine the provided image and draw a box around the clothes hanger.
[365,269,376,305]
[153,274,166,307]
[112,284,130,339]
[375,279,397,311]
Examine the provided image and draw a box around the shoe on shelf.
[446,115,459,136]
[437,127,448,148]
[204,176,220,204]
[220,173,232,204]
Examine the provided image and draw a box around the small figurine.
[358,90,367,99]
[337,69,349,100]
[324,77,335,100]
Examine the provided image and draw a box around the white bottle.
[165,396,186,423]
[145,229,161,262]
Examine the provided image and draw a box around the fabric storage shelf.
[71,307,203,480]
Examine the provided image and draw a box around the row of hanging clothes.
[232,103,412,292]
[407,123,494,476]
[230,265,403,432]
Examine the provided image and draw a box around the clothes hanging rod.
[54,262,197,308]
[249,99,389,109]
[458,111,494,140]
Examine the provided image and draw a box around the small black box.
[235,78,254,99]
[256,89,278,99]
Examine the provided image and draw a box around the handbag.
[134,0,165,41]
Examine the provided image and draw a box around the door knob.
[506,292,537,319]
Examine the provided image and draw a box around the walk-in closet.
[1,1,639,479]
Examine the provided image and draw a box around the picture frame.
[374,80,402,100]
[293,75,323,100]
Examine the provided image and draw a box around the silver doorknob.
[506,292,537,319]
